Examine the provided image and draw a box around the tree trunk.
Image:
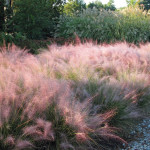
[0,0,5,31]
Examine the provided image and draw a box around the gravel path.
[121,118,150,150]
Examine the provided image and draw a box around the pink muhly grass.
[15,140,34,149]
[0,42,150,149]
[57,85,90,134]
[4,136,15,146]
[75,132,87,142]
[36,118,54,140]
[36,42,150,88]
[23,119,54,141]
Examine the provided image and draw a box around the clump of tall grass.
[39,42,150,135]
[0,45,126,150]
[55,7,150,44]
[0,42,150,149]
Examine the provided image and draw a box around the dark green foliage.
[139,0,150,11]
[0,32,14,46]
[0,0,5,31]
[104,0,116,11]
[0,32,51,54]
[0,0,150,53]
[12,0,65,39]
[5,1,14,33]
[87,0,116,11]
[87,0,104,9]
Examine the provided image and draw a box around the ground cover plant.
[0,41,150,150]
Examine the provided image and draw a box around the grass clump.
[55,7,150,44]
[0,42,150,149]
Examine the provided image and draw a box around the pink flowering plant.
[0,41,150,149]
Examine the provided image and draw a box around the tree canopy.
[87,0,116,11]
[12,0,66,39]
[63,0,86,15]
[126,0,137,6]
[139,0,150,11]
[87,0,103,9]
[0,0,5,31]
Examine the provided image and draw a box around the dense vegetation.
[0,42,150,150]
[0,0,150,53]
[0,0,150,149]
[55,7,150,44]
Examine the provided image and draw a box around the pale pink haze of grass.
[0,42,150,149]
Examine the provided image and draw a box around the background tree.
[139,0,150,11]
[107,0,114,6]
[126,0,137,6]
[104,0,116,11]
[63,0,86,16]
[0,0,5,31]
[5,0,14,33]
[87,0,103,9]
[12,0,65,39]
[87,0,116,11]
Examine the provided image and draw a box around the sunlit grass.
[0,42,150,149]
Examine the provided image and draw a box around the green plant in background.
[12,0,65,39]
[5,1,15,35]
[1,0,150,53]
[126,0,138,6]
[119,6,150,43]
[0,32,51,54]
[139,0,150,11]
[0,0,5,32]
[0,32,14,46]
[87,0,104,9]
[0,0,65,53]
[63,0,86,16]
[104,0,116,11]
[55,7,150,44]
[87,0,116,11]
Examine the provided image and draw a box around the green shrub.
[63,0,86,16]
[118,6,150,43]
[55,7,150,44]
[0,32,51,54]
[12,0,65,39]
[0,32,14,46]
